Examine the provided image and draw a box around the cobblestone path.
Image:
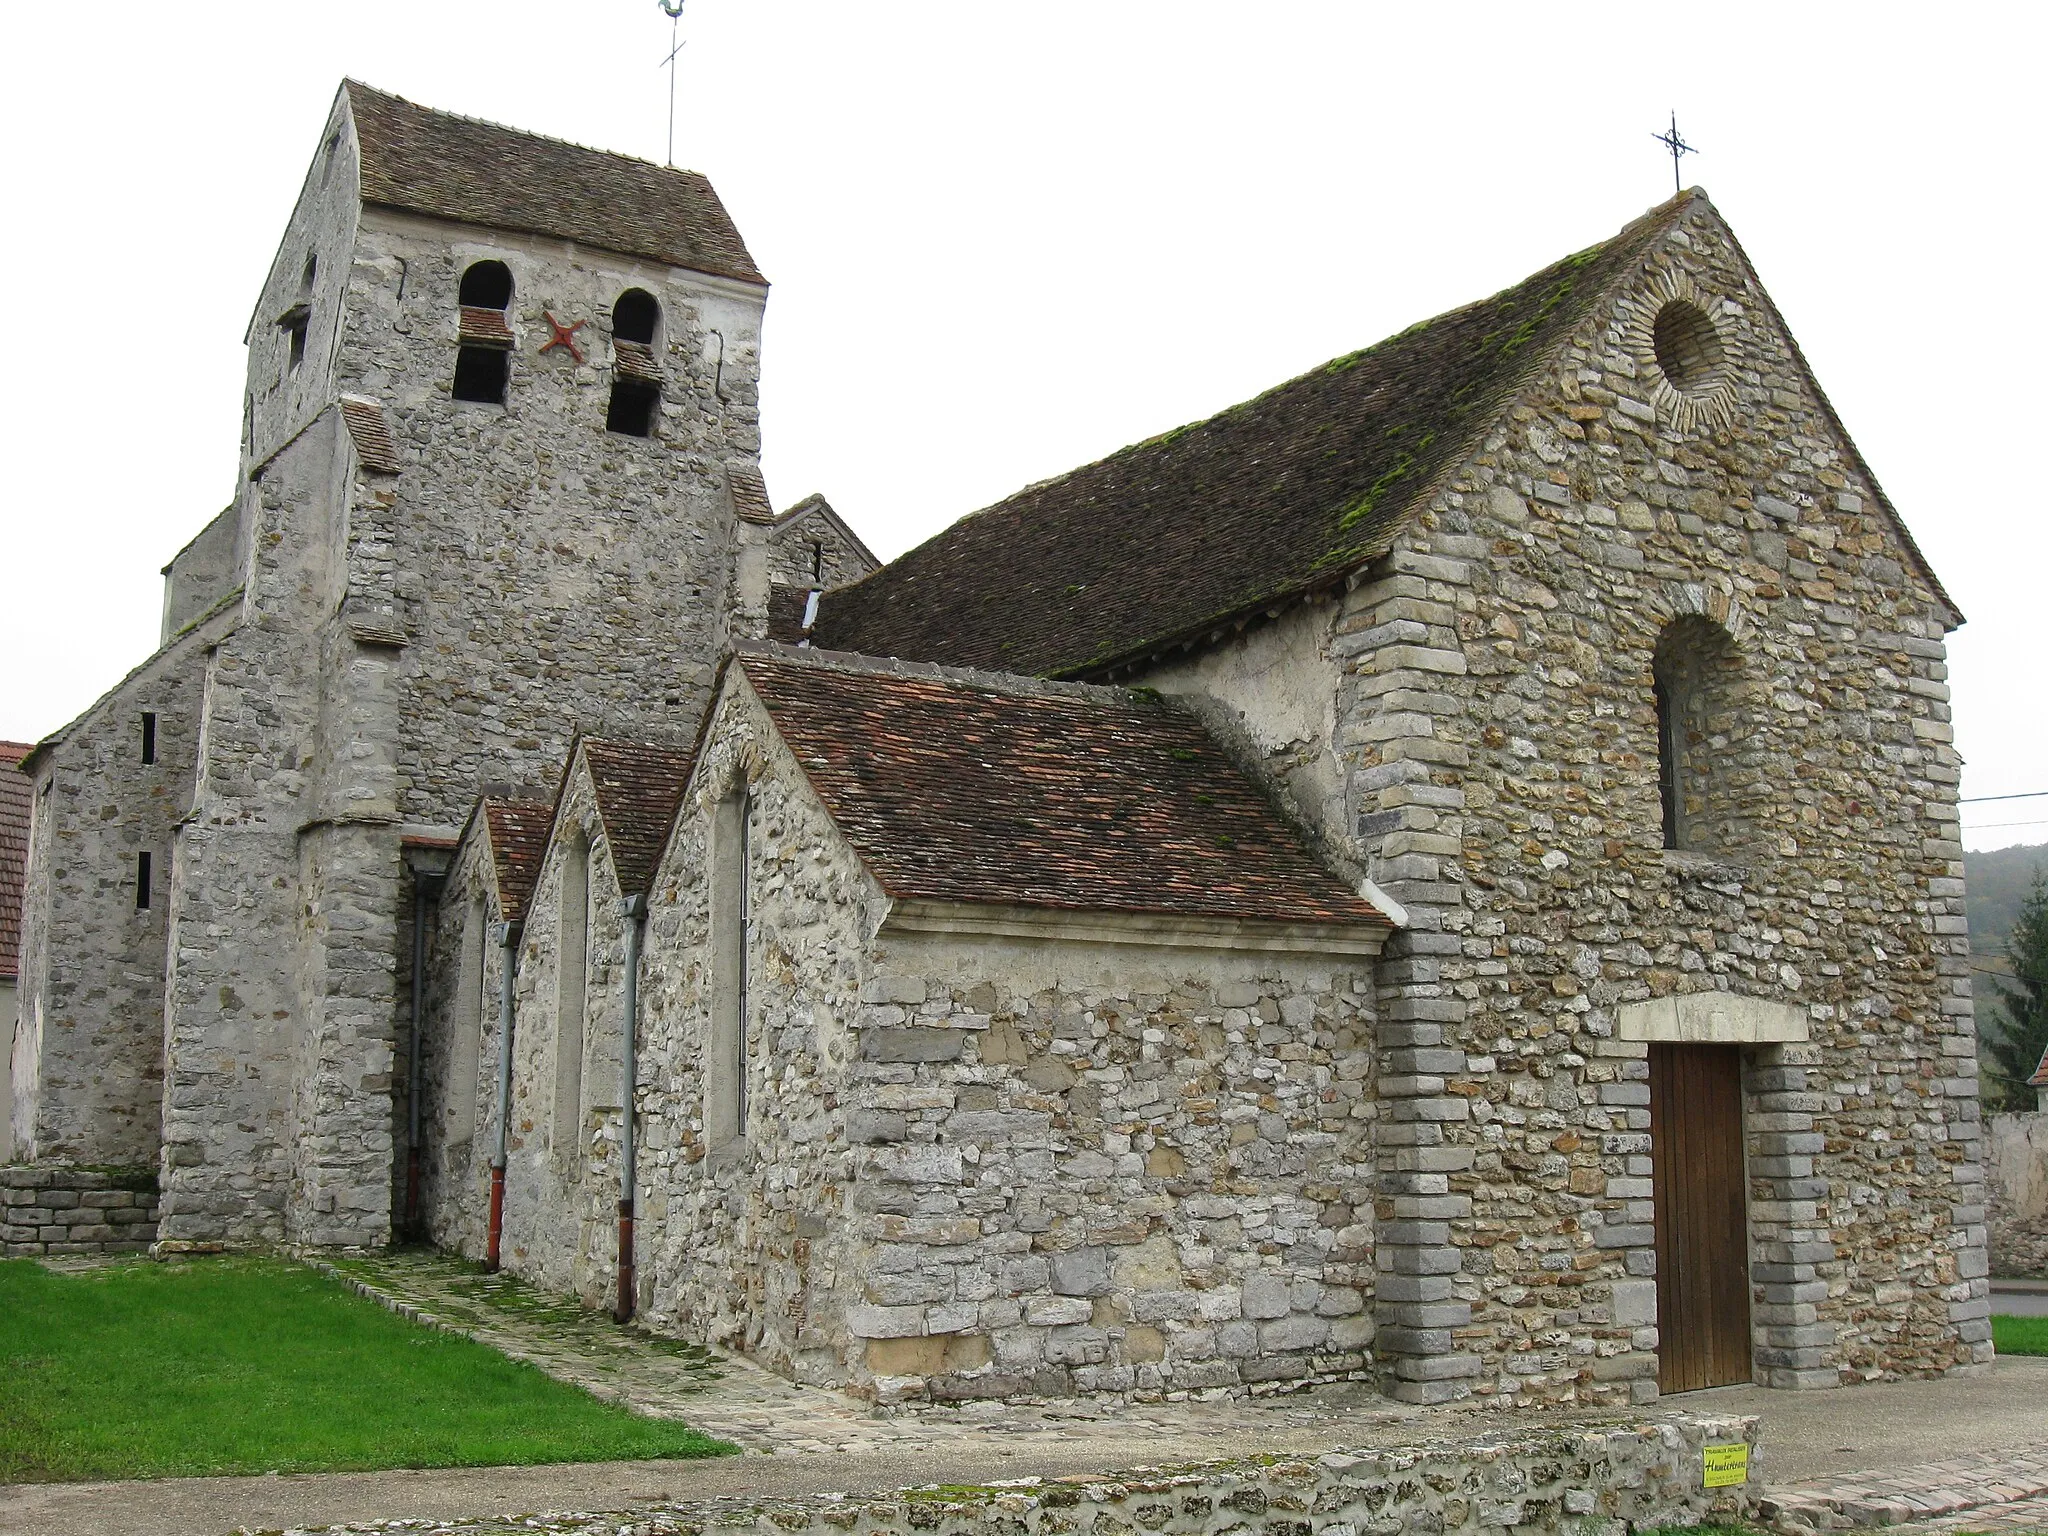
[317,1249,1423,1456]
[1763,1446,2048,1531]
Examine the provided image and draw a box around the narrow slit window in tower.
[141,712,157,766]
[135,851,152,911]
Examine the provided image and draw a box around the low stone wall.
[1,1164,160,1257]
[542,1414,1760,1536]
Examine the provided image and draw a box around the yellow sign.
[1702,1443,1750,1488]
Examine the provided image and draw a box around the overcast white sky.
[2,3,2041,849]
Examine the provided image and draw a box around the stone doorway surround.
[1618,989,1824,1390]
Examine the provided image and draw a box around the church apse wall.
[1332,203,1981,1402]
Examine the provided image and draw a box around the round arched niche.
[1652,300,1725,396]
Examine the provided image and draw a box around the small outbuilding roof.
[736,646,1390,929]
[2029,1041,2048,1090]
[344,81,764,288]
[0,742,30,981]
[481,799,552,925]
[582,739,695,897]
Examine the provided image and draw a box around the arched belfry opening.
[1652,615,1753,855]
[453,260,514,404]
[606,288,662,438]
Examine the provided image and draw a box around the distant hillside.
[1969,842,2048,966]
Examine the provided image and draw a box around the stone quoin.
[6,81,1984,1408]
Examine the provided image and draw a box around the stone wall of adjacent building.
[1137,199,1983,1404]
[1,1165,159,1257]
[1986,1111,2048,1277]
[11,601,228,1170]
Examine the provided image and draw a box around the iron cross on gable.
[1653,111,1696,195]
[539,311,587,365]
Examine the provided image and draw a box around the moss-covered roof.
[808,195,1694,677]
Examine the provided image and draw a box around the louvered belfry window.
[606,288,662,437]
[452,261,514,404]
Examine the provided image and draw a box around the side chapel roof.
[737,646,1391,929]
[481,799,552,924]
[810,190,1953,676]
[344,81,765,288]
[0,743,30,980]
[581,739,696,896]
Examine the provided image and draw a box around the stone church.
[6,80,1987,1409]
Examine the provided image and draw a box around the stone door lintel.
[1616,990,1808,1044]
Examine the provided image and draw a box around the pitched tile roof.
[808,196,1696,678]
[766,584,814,644]
[2031,1039,2048,1090]
[345,81,764,288]
[482,799,552,924]
[0,742,29,980]
[737,646,1388,928]
[339,396,402,474]
[582,740,694,896]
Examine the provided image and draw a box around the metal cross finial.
[657,1,687,167]
[1652,111,1696,196]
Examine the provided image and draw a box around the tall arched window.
[606,288,662,437]
[553,830,590,1155]
[453,260,514,404]
[1652,617,1751,855]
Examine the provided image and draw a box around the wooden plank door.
[1649,1043,1752,1392]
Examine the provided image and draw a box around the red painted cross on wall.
[539,311,586,365]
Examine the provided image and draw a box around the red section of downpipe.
[615,1200,636,1323]
[486,1165,506,1272]
[404,1148,422,1238]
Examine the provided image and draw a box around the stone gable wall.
[414,820,506,1257]
[1330,203,1982,1401]
[766,507,877,593]
[634,684,870,1380]
[495,758,635,1304]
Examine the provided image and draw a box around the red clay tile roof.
[345,81,764,288]
[582,740,694,896]
[766,585,814,644]
[482,799,552,925]
[808,196,1694,678]
[738,647,1388,927]
[2031,1041,2048,1090]
[0,742,29,980]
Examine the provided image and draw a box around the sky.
[2,2,2042,850]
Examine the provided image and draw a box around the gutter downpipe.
[404,880,430,1237]
[616,892,648,1323]
[486,918,521,1272]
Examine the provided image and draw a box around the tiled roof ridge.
[344,79,700,184]
[479,795,554,925]
[735,638,1145,707]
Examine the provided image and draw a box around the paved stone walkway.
[1763,1446,2048,1530]
[318,1249,1426,1456]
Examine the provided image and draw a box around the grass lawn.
[1991,1313,2048,1356]
[0,1255,734,1482]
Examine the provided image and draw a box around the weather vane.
[658,0,687,168]
[1652,111,1695,196]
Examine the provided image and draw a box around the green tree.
[1983,874,2048,1107]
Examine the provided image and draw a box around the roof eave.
[878,896,1392,956]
